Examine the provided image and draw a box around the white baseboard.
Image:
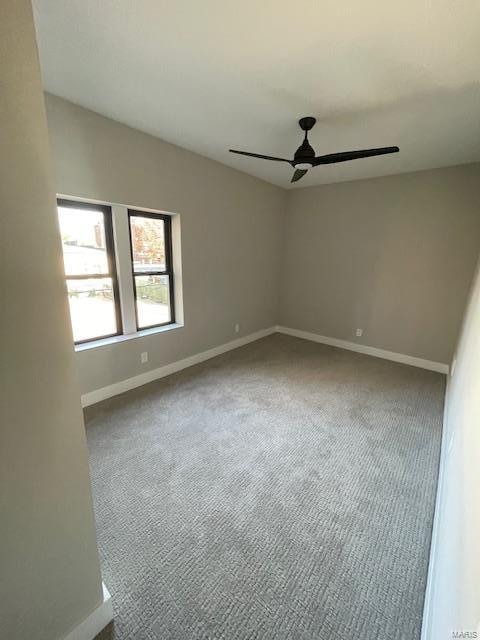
[275,325,449,374]
[63,583,113,640]
[81,324,448,407]
[81,326,276,407]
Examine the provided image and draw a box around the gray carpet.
[87,333,444,640]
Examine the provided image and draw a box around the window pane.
[130,216,166,272]
[67,278,117,342]
[58,206,109,276]
[135,275,171,328]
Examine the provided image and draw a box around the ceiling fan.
[230,117,399,183]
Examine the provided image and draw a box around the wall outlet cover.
[141,352,148,364]
[356,328,363,337]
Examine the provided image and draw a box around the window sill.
[74,323,184,352]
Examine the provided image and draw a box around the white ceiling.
[33,0,480,189]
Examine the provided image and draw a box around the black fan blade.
[291,169,308,183]
[313,146,399,165]
[230,149,292,163]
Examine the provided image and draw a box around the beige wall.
[0,3,103,640]
[422,255,480,638]
[45,94,285,395]
[45,94,480,389]
[281,165,480,364]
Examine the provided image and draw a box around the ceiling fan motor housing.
[294,139,315,161]
[294,116,317,167]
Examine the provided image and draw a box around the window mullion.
[132,270,170,277]
[66,273,111,280]
[112,204,137,334]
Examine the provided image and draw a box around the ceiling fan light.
[295,162,312,170]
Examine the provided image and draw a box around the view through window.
[129,211,174,329]
[58,200,121,343]
[57,199,175,344]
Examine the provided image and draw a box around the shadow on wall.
[423,255,480,638]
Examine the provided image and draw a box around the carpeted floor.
[87,333,444,640]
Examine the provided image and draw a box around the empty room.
[2,1,480,639]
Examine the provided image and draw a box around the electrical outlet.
[234,323,240,334]
[140,352,148,364]
[355,328,363,337]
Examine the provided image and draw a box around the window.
[128,210,175,329]
[58,200,121,343]
[57,198,177,345]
